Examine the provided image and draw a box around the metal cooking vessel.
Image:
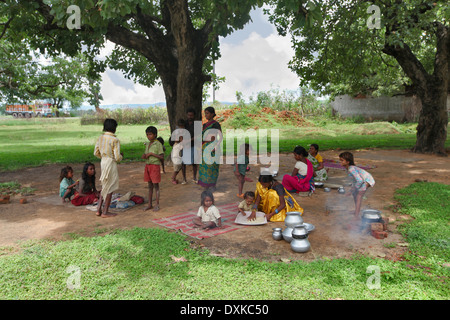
[361,209,382,222]
[292,225,308,238]
[290,226,310,253]
[314,181,324,188]
[272,228,283,240]
[282,226,294,243]
[284,211,304,227]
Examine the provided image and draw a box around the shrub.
[81,107,168,125]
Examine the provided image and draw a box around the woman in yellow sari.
[247,174,303,222]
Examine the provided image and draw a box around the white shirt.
[295,161,308,176]
[171,142,183,165]
[197,205,221,224]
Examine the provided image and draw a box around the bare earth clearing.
[1,149,449,262]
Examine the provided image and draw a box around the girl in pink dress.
[282,146,315,194]
[339,151,375,219]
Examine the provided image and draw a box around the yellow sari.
[255,182,303,222]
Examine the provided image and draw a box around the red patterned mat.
[152,202,247,239]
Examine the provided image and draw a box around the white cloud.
[211,31,299,102]
[100,69,165,105]
[97,8,299,106]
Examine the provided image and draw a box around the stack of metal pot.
[272,211,311,253]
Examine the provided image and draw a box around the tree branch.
[0,17,13,40]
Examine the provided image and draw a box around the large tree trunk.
[164,0,211,129]
[383,22,449,156]
[105,0,212,131]
[413,81,448,155]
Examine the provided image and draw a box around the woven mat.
[152,202,247,239]
[323,159,376,171]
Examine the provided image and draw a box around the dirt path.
[1,149,448,262]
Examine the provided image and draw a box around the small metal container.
[338,187,345,194]
[272,228,283,240]
[324,187,331,192]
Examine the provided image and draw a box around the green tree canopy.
[267,0,449,155]
[0,0,317,129]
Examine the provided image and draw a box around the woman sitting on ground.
[308,143,328,181]
[282,146,315,194]
[247,173,303,222]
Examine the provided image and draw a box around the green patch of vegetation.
[1,106,449,172]
[0,181,35,196]
[394,182,450,265]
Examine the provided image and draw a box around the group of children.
[58,118,197,218]
[59,117,375,226]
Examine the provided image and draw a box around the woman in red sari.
[198,107,222,191]
[71,162,100,206]
[282,146,315,193]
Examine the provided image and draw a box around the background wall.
[331,94,450,122]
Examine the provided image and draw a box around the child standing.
[142,126,164,212]
[238,191,255,216]
[193,190,222,229]
[171,119,187,185]
[94,118,123,218]
[339,151,375,220]
[59,166,78,203]
[71,162,100,206]
[234,143,251,198]
[157,137,166,174]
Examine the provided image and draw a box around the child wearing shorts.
[142,126,164,212]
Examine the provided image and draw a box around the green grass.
[1,116,445,172]
[0,118,160,171]
[0,182,448,300]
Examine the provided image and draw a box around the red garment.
[71,191,98,206]
[282,159,314,192]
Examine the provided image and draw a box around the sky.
[98,8,301,106]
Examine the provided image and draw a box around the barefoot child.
[238,191,255,216]
[171,119,186,185]
[94,119,123,218]
[193,190,222,229]
[234,143,251,198]
[142,126,164,211]
[71,162,100,206]
[157,137,166,174]
[339,151,375,220]
[59,166,78,203]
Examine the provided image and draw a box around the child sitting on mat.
[71,162,100,206]
[193,190,222,229]
[237,191,255,216]
[59,166,78,203]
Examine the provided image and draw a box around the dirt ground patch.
[1,149,449,262]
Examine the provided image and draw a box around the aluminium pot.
[361,209,382,223]
[290,225,310,253]
[314,181,324,188]
[272,228,283,241]
[284,211,304,228]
